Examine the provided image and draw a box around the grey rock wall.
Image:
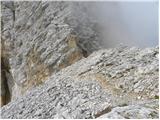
[1,1,102,100]
[1,1,159,119]
[1,47,159,119]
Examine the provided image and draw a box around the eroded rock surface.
[1,1,159,119]
[1,47,159,119]
[0,39,14,106]
[1,1,102,100]
[97,100,159,119]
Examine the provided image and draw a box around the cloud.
[86,1,158,48]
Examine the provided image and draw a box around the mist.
[87,1,158,48]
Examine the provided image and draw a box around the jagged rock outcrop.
[99,101,159,119]
[1,46,159,119]
[1,1,102,101]
[97,100,158,119]
[1,1,159,119]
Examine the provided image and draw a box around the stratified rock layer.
[1,1,102,100]
[1,47,159,119]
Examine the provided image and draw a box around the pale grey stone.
[1,1,158,119]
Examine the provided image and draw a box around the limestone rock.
[97,100,159,119]
[1,1,102,100]
[1,47,159,119]
[1,1,159,119]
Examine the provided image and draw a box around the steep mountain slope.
[1,47,159,119]
[0,1,159,119]
[1,1,102,102]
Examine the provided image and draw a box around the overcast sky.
[87,1,158,48]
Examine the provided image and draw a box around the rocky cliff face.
[1,1,102,102]
[0,1,159,119]
[1,46,159,119]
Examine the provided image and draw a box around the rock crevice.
[1,1,101,101]
[0,1,159,119]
